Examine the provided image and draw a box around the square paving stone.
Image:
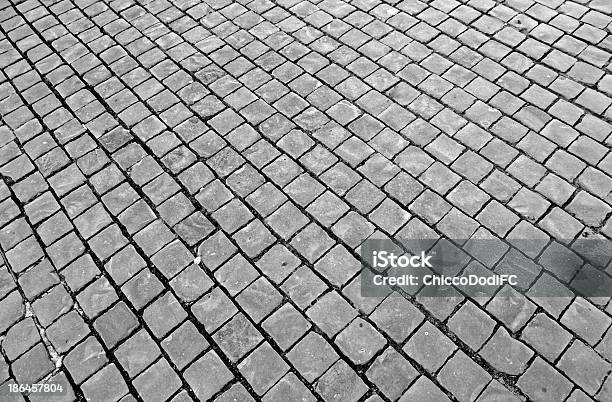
[238,342,289,396]
[486,285,536,332]
[447,300,496,350]
[335,318,386,365]
[213,313,262,362]
[81,364,129,402]
[184,351,234,401]
[192,287,238,333]
[233,220,276,258]
[143,292,187,338]
[315,360,368,402]
[133,358,182,402]
[162,320,209,370]
[2,317,41,361]
[76,278,116,319]
[518,357,572,401]
[521,313,572,362]
[46,310,89,353]
[403,321,457,373]
[287,331,338,383]
[290,223,334,263]
[281,266,329,309]
[266,201,309,240]
[197,231,237,271]
[370,295,424,343]
[151,239,194,279]
[262,303,310,351]
[479,327,533,375]
[560,298,611,346]
[65,336,108,384]
[366,347,418,400]
[236,277,282,323]
[94,301,138,348]
[437,351,491,402]
[115,329,161,378]
[170,264,214,303]
[306,290,357,336]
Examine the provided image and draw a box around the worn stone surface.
[0,0,611,400]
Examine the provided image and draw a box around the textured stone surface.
[0,0,611,400]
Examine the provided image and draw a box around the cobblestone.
[1,0,612,399]
[437,351,491,402]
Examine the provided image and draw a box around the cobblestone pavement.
[1,0,612,400]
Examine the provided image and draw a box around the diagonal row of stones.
[0,0,611,401]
